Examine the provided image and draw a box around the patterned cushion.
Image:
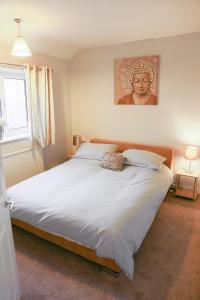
[101,152,125,171]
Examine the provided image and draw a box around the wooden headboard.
[90,138,174,169]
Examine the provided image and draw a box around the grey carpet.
[13,192,200,300]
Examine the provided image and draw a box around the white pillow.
[74,143,117,160]
[123,149,166,170]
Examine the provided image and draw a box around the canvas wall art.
[114,55,159,105]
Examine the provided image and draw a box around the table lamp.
[184,146,198,174]
[73,135,82,151]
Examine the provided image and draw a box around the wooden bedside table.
[174,169,199,200]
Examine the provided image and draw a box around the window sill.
[0,134,31,145]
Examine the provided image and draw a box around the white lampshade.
[185,146,198,160]
[11,36,32,57]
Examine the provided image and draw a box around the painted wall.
[69,33,200,171]
[0,43,72,171]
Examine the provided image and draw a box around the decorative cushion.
[73,143,117,160]
[123,149,166,170]
[101,152,125,171]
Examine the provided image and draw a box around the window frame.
[0,64,30,143]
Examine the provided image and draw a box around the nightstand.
[174,169,199,200]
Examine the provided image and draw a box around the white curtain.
[25,64,55,148]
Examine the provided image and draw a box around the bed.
[8,138,174,279]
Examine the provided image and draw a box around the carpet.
[13,192,200,300]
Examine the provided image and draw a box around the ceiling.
[0,0,200,60]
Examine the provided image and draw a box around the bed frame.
[12,138,174,273]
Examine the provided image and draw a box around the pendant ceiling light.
[11,18,32,57]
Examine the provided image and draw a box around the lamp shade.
[185,146,198,160]
[11,36,32,57]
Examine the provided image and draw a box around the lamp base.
[188,160,192,174]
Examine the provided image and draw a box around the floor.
[13,192,200,300]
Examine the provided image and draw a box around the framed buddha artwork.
[114,55,159,105]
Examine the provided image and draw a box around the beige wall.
[0,43,72,171]
[69,33,200,171]
[1,32,200,175]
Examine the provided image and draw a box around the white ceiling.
[0,0,200,60]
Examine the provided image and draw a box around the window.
[0,65,29,141]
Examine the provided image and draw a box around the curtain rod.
[0,62,44,71]
[0,62,25,68]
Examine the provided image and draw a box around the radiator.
[2,147,44,187]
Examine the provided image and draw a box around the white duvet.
[8,158,173,279]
